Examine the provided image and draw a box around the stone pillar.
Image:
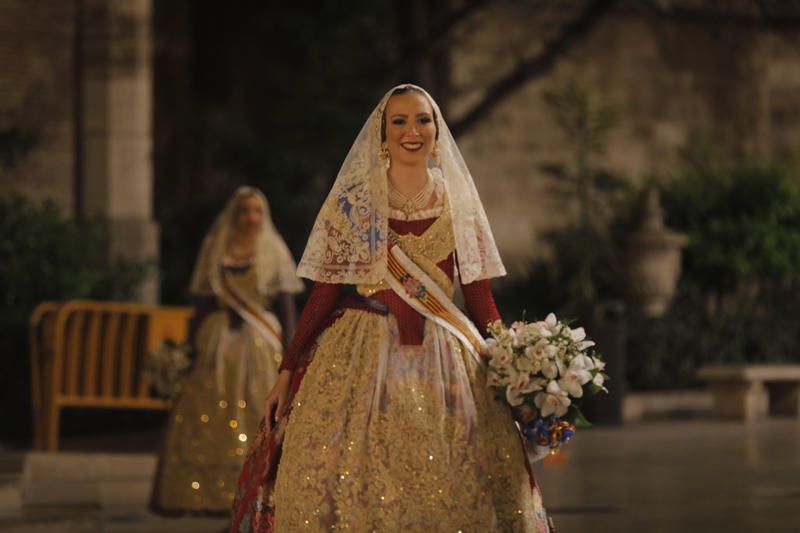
[81,0,158,303]
[709,381,768,421]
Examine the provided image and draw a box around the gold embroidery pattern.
[357,188,456,299]
[391,201,455,298]
[356,278,388,297]
[152,266,282,514]
[273,311,548,531]
[394,202,454,258]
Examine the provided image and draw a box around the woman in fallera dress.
[150,186,303,516]
[231,85,551,532]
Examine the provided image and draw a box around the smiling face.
[233,194,265,239]
[383,91,437,168]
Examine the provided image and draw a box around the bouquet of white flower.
[143,340,193,400]
[485,313,608,454]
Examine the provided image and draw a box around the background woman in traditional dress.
[231,85,550,532]
[151,186,303,516]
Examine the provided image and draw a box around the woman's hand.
[264,369,292,431]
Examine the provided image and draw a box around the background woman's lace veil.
[190,186,304,297]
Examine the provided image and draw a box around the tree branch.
[753,0,772,19]
[382,0,489,86]
[450,0,617,138]
[636,0,800,30]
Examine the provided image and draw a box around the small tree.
[626,146,800,389]
[539,81,628,305]
[0,195,151,324]
[661,151,800,312]
[0,127,38,170]
[0,136,150,442]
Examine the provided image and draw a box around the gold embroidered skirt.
[151,311,282,515]
[274,309,549,531]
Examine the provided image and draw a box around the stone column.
[81,0,158,303]
[709,380,768,421]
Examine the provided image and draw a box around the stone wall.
[0,0,159,302]
[0,0,76,213]
[449,3,800,277]
[3,1,799,288]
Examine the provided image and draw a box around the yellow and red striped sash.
[384,242,485,364]
[215,271,283,352]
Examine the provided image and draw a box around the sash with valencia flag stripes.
[212,270,283,352]
[384,241,486,365]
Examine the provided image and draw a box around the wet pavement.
[536,418,800,532]
[1,418,798,532]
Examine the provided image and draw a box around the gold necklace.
[389,175,434,215]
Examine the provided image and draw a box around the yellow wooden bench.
[29,300,192,451]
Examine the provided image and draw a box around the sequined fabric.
[278,283,342,373]
[151,265,283,515]
[231,205,550,531]
[274,311,549,531]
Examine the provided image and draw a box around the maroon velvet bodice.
[279,217,500,373]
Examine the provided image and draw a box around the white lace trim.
[190,187,304,296]
[296,84,506,285]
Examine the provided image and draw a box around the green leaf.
[565,405,592,428]
[585,382,608,396]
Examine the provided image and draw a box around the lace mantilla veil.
[190,186,304,297]
[297,84,506,285]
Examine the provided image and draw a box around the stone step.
[21,452,156,508]
[0,480,22,517]
[622,389,713,422]
[0,513,228,533]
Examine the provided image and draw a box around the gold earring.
[431,142,441,166]
[379,142,390,168]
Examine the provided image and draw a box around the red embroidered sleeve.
[278,282,342,373]
[461,278,501,335]
[274,292,298,349]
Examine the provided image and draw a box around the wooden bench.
[696,364,800,421]
[29,300,192,451]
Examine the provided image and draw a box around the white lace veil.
[190,186,304,296]
[297,84,505,285]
